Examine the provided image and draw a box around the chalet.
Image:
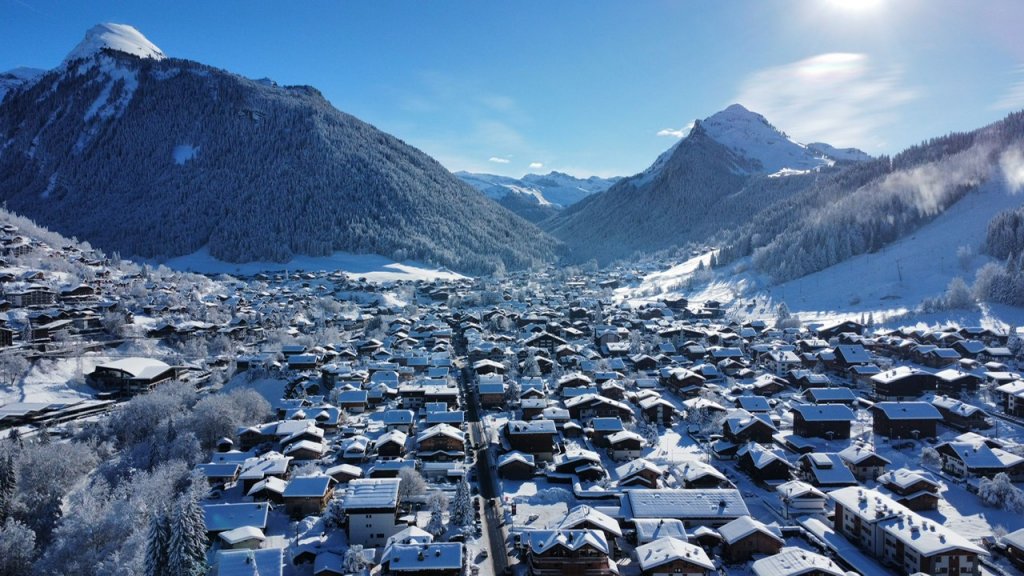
[935,437,1024,481]
[723,411,777,444]
[737,443,794,483]
[497,451,536,479]
[815,320,864,341]
[797,453,857,488]
[830,487,986,575]
[553,450,606,482]
[1003,528,1024,570]
[558,505,623,557]
[836,444,890,481]
[787,370,832,390]
[638,396,677,426]
[343,478,402,547]
[615,458,664,489]
[749,373,787,396]
[789,404,853,440]
[376,430,408,458]
[381,543,464,576]
[325,463,363,484]
[524,530,617,576]
[566,394,634,422]
[994,380,1024,417]
[282,475,335,518]
[336,389,369,413]
[634,537,714,576]
[607,430,644,461]
[214,549,284,576]
[832,344,870,368]
[877,468,941,510]
[87,357,176,395]
[934,368,984,394]
[283,439,327,460]
[871,366,938,400]
[931,396,991,430]
[870,402,942,439]
[478,375,506,408]
[526,331,569,354]
[775,480,827,516]
[416,423,465,461]
[718,515,784,563]
[382,410,415,434]
[217,526,266,550]
[506,419,558,461]
[766,349,802,376]
[203,502,270,536]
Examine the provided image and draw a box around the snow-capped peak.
[64,23,166,64]
[699,103,830,174]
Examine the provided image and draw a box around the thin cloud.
[529,162,544,169]
[734,53,917,148]
[992,66,1024,111]
[657,122,694,138]
[488,156,511,164]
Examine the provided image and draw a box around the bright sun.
[827,0,884,12]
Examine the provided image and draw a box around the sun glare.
[827,0,884,12]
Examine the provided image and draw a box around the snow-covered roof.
[626,489,749,520]
[218,525,266,545]
[523,529,609,555]
[387,526,434,547]
[559,504,622,536]
[877,468,939,491]
[382,543,463,571]
[776,480,826,500]
[871,402,942,420]
[203,502,270,532]
[282,475,333,498]
[751,547,844,576]
[635,536,714,571]
[344,478,400,510]
[94,357,172,380]
[215,548,284,576]
[634,518,688,543]
[416,423,463,443]
[497,450,535,468]
[717,515,783,545]
[790,403,854,421]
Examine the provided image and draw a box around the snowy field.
[161,245,468,282]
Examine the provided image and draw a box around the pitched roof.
[635,537,714,571]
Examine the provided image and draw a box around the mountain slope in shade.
[0,67,45,102]
[0,25,560,274]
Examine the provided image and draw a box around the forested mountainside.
[0,27,560,275]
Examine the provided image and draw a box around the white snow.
[0,67,45,102]
[64,23,166,64]
[162,245,468,282]
[701,104,832,174]
[173,144,199,165]
[83,56,140,122]
[807,142,873,163]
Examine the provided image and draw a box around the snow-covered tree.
[426,492,449,537]
[143,512,171,576]
[344,544,367,574]
[504,379,521,406]
[0,517,35,576]
[0,452,14,523]
[396,468,427,509]
[167,482,208,576]
[920,447,941,468]
[978,472,1024,513]
[449,479,474,529]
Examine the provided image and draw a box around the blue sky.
[3,0,1024,178]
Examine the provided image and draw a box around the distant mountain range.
[456,171,620,223]
[0,24,560,274]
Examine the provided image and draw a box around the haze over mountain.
[0,24,560,274]
[544,104,871,263]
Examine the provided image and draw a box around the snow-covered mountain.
[457,171,618,207]
[0,24,560,274]
[64,23,166,63]
[807,142,873,163]
[546,104,863,262]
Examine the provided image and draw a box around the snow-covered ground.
[161,246,468,282]
[618,178,1024,328]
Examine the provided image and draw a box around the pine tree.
[0,453,14,524]
[426,492,448,537]
[450,478,474,529]
[167,483,208,576]
[144,512,171,576]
